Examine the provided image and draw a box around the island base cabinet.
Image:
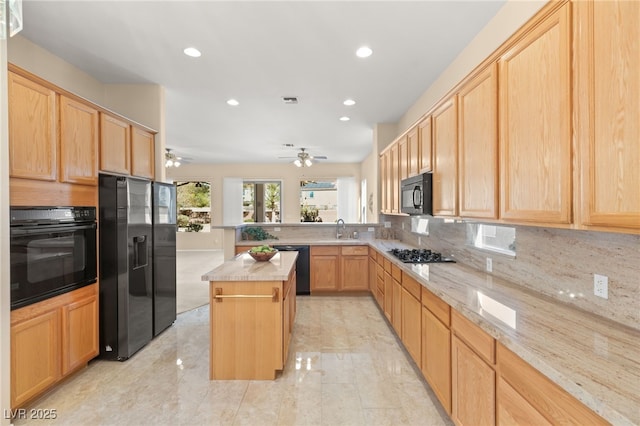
[210,281,283,380]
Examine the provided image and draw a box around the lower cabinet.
[11,283,99,408]
[400,281,421,367]
[496,343,608,425]
[310,245,369,292]
[451,309,496,426]
[310,246,340,291]
[283,269,296,364]
[341,246,369,291]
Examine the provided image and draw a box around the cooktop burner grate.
[388,248,456,264]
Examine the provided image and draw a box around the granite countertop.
[235,238,371,246]
[367,241,639,426]
[202,251,298,281]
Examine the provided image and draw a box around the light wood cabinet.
[283,269,296,364]
[380,151,390,214]
[310,246,340,291]
[432,97,458,217]
[383,271,393,322]
[499,4,571,224]
[131,127,155,179]
[341,246,369,291]
[458,63,498,219]
[10,283,99,409]
[398,135,409,182]
[418,116,432,173]
[574,0,640,231]
[100,113,131,175]
[421,287,452,414]
[401,284,421,367]
[59,95,99,186]
[390,143,399,213]
[11,310,60,408]
[61,293,99,375]
[451,309,496,426]
[408,126,420,177]
[496,343,607,425]
[391,275,402,336]
[8,71,57,181]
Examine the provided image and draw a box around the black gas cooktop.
[389,248,456,264]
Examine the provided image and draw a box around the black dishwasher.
[273,245,310,295]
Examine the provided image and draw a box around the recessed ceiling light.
[339,116,350,122]
[227,99,239,106]
[183,47,201,58]
[343,99,356,106]
[356,46,373,58]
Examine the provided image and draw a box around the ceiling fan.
[165,148,192,168]
[279,148,327,167]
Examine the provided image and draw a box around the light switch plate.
[274,227,281,232]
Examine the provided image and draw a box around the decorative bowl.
[247,249,278,262]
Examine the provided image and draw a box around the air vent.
[283,143,294,147]
[282,96,298,104]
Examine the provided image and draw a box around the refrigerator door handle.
[133,235,148,269]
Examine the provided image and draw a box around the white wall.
[0,20,10,426]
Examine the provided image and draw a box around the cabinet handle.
[213,287,279,303]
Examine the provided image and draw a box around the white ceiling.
[18,1,505,165]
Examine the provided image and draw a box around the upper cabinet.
[407,126,420,177]
[574,0,640,231]
[418,116,432,173]
[499,4,572,224]
[390,143,399,213]
[458,63,498,219]
[432,97,458,217]
[398,135,409,182]
[100,113,131,175]
[8,72,57,181]
[131,127,155,180]
[59,96,99,186]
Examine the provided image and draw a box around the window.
[300,180,337,222]
[243,181,281,223]
[176,181,211,232]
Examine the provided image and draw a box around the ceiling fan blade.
[278,156,298,159]
[312,156,327,160]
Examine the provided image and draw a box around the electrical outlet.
[274,227,281,232]
[418,236,421,246]
[486,257,493,273]
[384,221,391,228]
[594,274,608,299]
[401,222,405,230]
[368,227,375,232]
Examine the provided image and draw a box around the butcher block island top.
[202,251,298,380]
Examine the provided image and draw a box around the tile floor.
[14,296,452,426]
[176,250,225,314]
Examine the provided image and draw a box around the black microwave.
[400,173,433,215]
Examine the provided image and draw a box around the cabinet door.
[61,294,99,375]
[379,154,387,213]
[432,97,458,216]
[392,278,402,336]
[11,310,60,408]
[59,96,99,185]
[390,143,399,213]
[401,288,421,367]
[575,0,640,230]
[8,71,57,181]
[398,135,409,181]
[341,255,369,291]
[458,63,498,219]
[497,377,551,426]
[310,249,339,292]
[383,272,393,321]
[100,113,131,175]
[422,307,452,414]
[499,4,571,224]
[368,256,376,292]
[131,127,155,179]
[418,116,432,173]
[408,126,420,177]
[452,335,496,426]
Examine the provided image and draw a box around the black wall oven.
[10,206,97,310]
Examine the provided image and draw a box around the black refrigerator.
[99,174,153,360]
[152,181,177,336]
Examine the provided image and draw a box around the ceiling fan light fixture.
[165,159,174,167]
[165,148,182,168]
[293,159,302,167]
[304,158,313,167]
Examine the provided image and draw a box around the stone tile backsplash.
[382,214,640,330]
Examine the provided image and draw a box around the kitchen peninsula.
[202,251,297,380]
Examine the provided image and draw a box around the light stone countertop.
[367,241,639,426]
[202,251,298,281]
[235,238,371,246]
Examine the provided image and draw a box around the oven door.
[10,222,97,310]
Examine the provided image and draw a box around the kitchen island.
[202,251,297,380]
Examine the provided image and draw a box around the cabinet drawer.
[342,246,368,256]
[376,264,384,279]
[452,309,495,364]
[383,258,392,273]
[391,264,402,282]
[402,274,422,300]
[311,245,339,256]
[422,287,450,327]
[368,247,377,259]
[377,252,385,264]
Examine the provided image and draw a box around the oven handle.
[10,222,97,236]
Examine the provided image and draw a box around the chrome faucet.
[336,218,345,239]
